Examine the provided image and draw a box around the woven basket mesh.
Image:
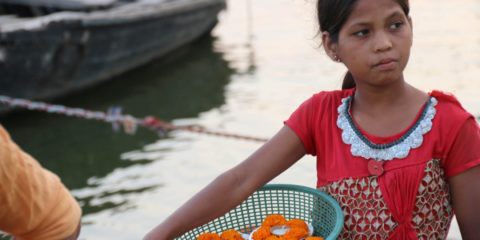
[177,184,343,240]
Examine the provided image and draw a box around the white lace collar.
[336,96,438,161]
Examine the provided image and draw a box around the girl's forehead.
[347,0,405,22]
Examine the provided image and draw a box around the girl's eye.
[389,21,404,30]
[354,29,369,37]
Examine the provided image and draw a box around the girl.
[144,0,480,239]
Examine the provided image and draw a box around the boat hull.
[0,0,226,101]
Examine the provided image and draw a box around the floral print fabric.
[319,160,452,239]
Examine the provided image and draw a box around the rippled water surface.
[1,0,479,239]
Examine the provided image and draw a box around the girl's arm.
[143,126,306,240]
[450,165,480,240]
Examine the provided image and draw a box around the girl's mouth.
[374,58,397,71]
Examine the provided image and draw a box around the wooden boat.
[0,0,226,102]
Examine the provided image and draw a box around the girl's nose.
[373,32,393,52]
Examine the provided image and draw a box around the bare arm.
[450,165,480,240]
[143,126,306,239]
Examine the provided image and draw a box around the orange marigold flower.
[262,214,287,228]
[197,232,221,240]
[285,219,308,232]
[284,227,309,239]
[305,237,324,240]
[220,229,243,240]
[252,226,272,240]
[265,236,284,240]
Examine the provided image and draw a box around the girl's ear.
[322,31,339,62]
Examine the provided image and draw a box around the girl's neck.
[353,80,420,111]
[350,80,429,137]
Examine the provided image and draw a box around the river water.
[1,0,479,239]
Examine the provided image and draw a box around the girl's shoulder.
[430,90,464,108]
[310,88,354,104]
[314,88,354,97]
[430,90,470,114]
[430,90,474,124]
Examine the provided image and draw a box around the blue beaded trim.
[343,96,434,150]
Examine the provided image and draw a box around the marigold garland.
[251,226,271,240]
[251,214,324,240]
[261,214,287,228]
[265,236,283,240]
[197,214,325,240]
[197,232,221,240]
[220,229,244,240]
[285,219,308,232]
[283,227,309,239]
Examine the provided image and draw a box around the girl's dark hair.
[317,0,410,89]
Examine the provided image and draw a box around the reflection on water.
[0,36,234,216]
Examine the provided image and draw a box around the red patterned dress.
[285,89,480,239]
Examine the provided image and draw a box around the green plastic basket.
[177,184,343,240]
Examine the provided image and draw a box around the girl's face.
[327,0,413,87]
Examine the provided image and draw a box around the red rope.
[142,116,268,142]
[0,95,268,143]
